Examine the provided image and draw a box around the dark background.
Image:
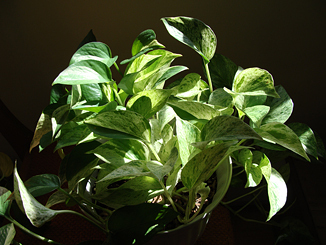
[1,0,326,159]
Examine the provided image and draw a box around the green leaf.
[97,160,150,183]
[262,85,293,125]
[51,104,70,138]
[90,139,149,167]
[104,176,164,206]
[29,112,52,152]
[201,115,262,144]
[146,147,178,181]
[85,110,151,142]
[232,68,280,98]
[288,122,318,159]
[127,89,173,119]
[255,122,310,161]
[120,50,185,95]
[243,105,270,128]
[173,73,203,98]
[69,42,117,68]
[162,16,217,63]
[0,188,11,216]
[45,190,68,208]
[0,223,16,245]
[24,174,61,198]
[53,60,113,85]
[54,123,93,151]
[14,167,60,227]
[208,88,233,109]
[108,203,178,245]
[168,99,220,120]
[181,143,232,190]
[264,168,287,221]
[176,117,201,165]
[120,30,165,65]
[207,53,239,89]
[132,29,161,56]
[64,141,101,183]
[157,105,176,132]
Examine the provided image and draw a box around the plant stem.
[159,181,178,213]
[204,62,213,93]
[57,187,105,227]
[7,217,63,245]
[114,62,123,76]
[146,142,161,162]
[221,185,266,205]
[56,210,108,234]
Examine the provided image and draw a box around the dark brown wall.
[1,1,326,155]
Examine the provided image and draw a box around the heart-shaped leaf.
[262,85,293,125]
[207,53,239,89]
[24,174,61,198]
[86,110,151,142]
[264,168,287,221]
[127,89,173,119]
[288,122,318,159]
[162,17,217,63]
[256,122,310,161]
[53,60,113,85]
[104,176,163,206]
[201,115,262,143]
[232,68,280,98]
[69,42,116,68]
[176,117,201,165]
[14,167,60,227]
[0,188,11,216]
[0,223,16,245]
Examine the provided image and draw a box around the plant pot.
[145,157,232,245]
[83,157,232,245]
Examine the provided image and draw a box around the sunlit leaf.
[176,117,201,165]
[85,110,151,142]
[127,89,173,119]
[256,122,310,161]
[264,168,287,221]
[162,16,217,63]
[232,68,279,98]
[53,60,113,85]
[14,167,60,227]
[262,85,293,125]
[201,115,262,143]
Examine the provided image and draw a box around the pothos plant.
[1,16,325,245]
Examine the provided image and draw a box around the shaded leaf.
[207,53,239,89]
[0,223,15,245]
[288,122,318,159]
[24,174,61,198]
[108,203,178,245]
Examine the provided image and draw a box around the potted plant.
[0,16,325,245]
